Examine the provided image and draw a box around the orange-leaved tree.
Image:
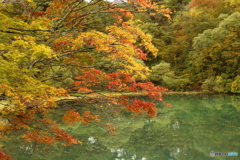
[0,0,170,158]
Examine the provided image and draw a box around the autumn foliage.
[0,0,171,158]
[0,150,11,160]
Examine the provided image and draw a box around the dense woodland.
[0,0,240,159]
[146,0,240,93]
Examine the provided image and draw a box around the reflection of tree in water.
[119,94,240,160]
[2,99,150,160]
[2,95,240,160]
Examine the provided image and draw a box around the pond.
[2,94,240,160]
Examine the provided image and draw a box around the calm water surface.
[3,94,240,160]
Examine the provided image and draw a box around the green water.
[3,94,240,160]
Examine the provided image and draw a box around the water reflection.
[2,94,240,160]
[88,137,96,144]
[111,148,147,160]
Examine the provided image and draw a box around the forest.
[0,0,239,159]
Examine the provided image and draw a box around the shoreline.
[162,91,216,95]
[0,91,237,110]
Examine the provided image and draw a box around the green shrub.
[149,61,190,90]
[231,75,240,93]
[202,77,215,92]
